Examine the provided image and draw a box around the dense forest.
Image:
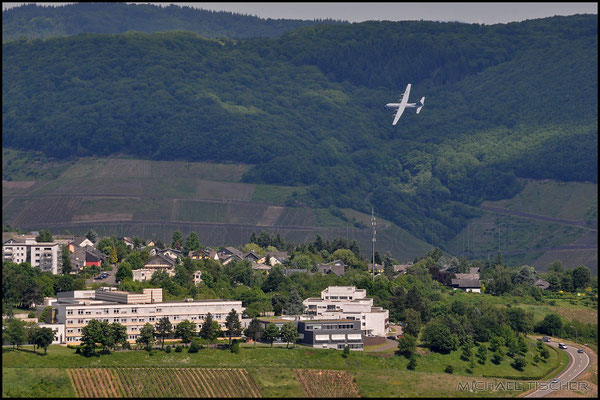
[2,3,344,42]
[2,12,597,249]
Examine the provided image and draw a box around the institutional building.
[52,287,243,344]
[303,286,389,337]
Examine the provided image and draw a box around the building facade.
[53,287,243,344]
[303,286,389,337]
[3,237,61,274]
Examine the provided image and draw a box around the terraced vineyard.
[67,367,263,398]
[294,369,360,398]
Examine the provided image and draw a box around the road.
[523,341,591,397]
[85,270,116,286]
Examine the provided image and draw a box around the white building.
[303,286,389,337]
[132,268,175,282]
[38,323,66,345]
[3,237,61,274]
[53,287,243,344]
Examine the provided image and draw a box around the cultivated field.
[295,369,360,398]
[67,367,262,398]
[483,180,598,222]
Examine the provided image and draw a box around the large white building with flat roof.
[52,287,243,344]
[303,286,389,337]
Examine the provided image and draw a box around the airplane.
[385,83,425,125]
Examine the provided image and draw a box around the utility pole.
[371,207,376,282]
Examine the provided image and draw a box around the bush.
[407,354,417,370]
[444,364,454,374]
[27,311,36,318]
[230,339,240,354]
[175,345,183,353]
[511,356,527,371]
[165,345,171,353]
[188,339,201,353]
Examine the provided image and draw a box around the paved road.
[524,341,591,397]
[85,270,116,286]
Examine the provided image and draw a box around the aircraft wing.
[392,104,406,125]
[399,83,411,105]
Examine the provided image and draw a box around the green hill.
[2,15,597,250]
[2,3,344,42]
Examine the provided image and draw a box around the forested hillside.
[2,3,344,42]
[2,14,597,249]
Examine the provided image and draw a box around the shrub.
[407,354,417,370]
[175,345,183,352]
[27,311,36,318]
[231,339,240,354]
[165,345,172,353]
[444,364,454,374]
[188,340,200,353]
[511,356,527,371]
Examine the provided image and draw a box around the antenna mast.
[371,207,376,282]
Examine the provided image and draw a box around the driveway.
[85,270,116,286]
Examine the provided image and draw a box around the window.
[173,316,179,321]
[139,318,145,322]
[114,309,120,314]
[78,310,84,315]
[67,310,73,315]
[78,319,84,324]
[85,311,91,315]
[131,308,138,314]
[131,318,137,322]
[121,318,127,323]
[113,318,119,323]
[149,317,155,322]
[156,308,162,312]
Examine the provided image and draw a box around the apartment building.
[53,287,243,344]
[303,286,389,337]
[3,237,61,274]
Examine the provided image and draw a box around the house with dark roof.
[451,273,482,293]
[144,253,177,269]
[317,260,347,277]
[264,251,289,266]
[243,250,262,263]
[218,247,243,261]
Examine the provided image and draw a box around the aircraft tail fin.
[416,97,425,114]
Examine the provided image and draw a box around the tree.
[245,317,263,348]
[155,317,173,349]
[263,323,280,347]
[172,230,183,248]
[110,322,128,350]
[460,343,473,362]
[25,321,39,351]
[404,308,422,337]
[3,319,26,349]
[175,320,196,346]
[86,229,98,243]
[511,356,527,371]
[116,261,133,282]
[492,348,505,364]
[36,229,53,243]
[34,327,55,355]
[109,246,118,264]
[184,231,202,254]
[136,323,155,350]
[421,319,459,353]
[200,313,216,343]
[285,289,304,315]
[535,313,563,337]
[225,309,242,347]
[343,345,350,358]
[61,245,72,274]
[476,345,487,364]
[571,265,591,289]
[81,319,104,355]
[188,338,201,353]
[397,335,417,357]
[280,322,299,348]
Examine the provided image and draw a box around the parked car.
[577,349,584,353]
[551,378,559,383]
[542,336,551,342]
[94,275,103,280]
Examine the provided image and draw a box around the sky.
[2,2,598,24]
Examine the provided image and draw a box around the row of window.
[66,316,223,325]
[305,324,356,330]
[66,308,225,319]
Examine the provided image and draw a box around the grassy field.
[2,335,567,398]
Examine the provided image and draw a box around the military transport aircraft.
[385,83,425,125]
